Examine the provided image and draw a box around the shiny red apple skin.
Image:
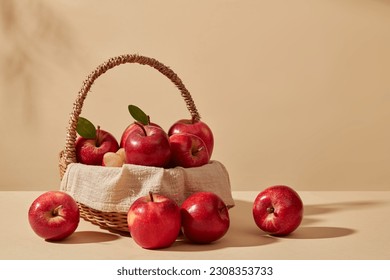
[180,192,230,244]
[75,129,119,165]
[28,191,80,241]
[124,124,171,167]
[120,122,161,148]
[127,193,181,249]
[169,133,210,168]
[168,119,214,157]
[252,185,303,236]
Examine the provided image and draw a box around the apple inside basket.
[58,54,234,233]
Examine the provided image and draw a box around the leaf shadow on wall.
[0,0,80,123]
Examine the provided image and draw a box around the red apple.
[127,192,181,249]
[169,133,210,168]
[180,192,230,244]
[28,191,80,241]
[120,122,161,148]
[75,127,119,165]
[124,123,171,167]
[168,119,214,157]
[252,185,303,236]
[121,105,161,148]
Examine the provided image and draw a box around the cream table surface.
[1,191,389,260]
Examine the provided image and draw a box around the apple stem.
[96,125,101,147]
[52,205,63,216]
[149,191,154,202]
[191,116,197,124]
[134,121,147,136]
[267,206,275,214]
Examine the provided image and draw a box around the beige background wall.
[1,0,389,191]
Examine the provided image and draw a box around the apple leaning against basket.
[127,192,181,250]
[180,192,230,244]
[252,185,303,236]
[127,191,230,249]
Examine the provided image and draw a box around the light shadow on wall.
[0,0,78,122]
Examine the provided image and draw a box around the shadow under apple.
[47,230,121,244]
[163,199,280,252]
[164,197,359,252]
[280,226,356,239]
[304,199,387,216]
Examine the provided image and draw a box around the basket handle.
[59,54,200,179]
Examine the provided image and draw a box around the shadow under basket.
[58,54,234,233]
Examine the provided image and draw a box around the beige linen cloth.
[60,160,234,213]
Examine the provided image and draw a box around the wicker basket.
[59,54,233,233]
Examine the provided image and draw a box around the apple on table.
[180,192,230,244]
[127,192,181,249]
[252,185,303,236]
[28,191,80,241]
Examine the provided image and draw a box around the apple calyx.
[192,145,205,156]
[52,205,63,217]
[267,206,275,214]
[219,205,228,214]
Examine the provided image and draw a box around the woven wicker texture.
[59,54,200,179]
[58,54,212,233]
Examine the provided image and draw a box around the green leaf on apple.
[128,104,149,125]
[76,117,96,139]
